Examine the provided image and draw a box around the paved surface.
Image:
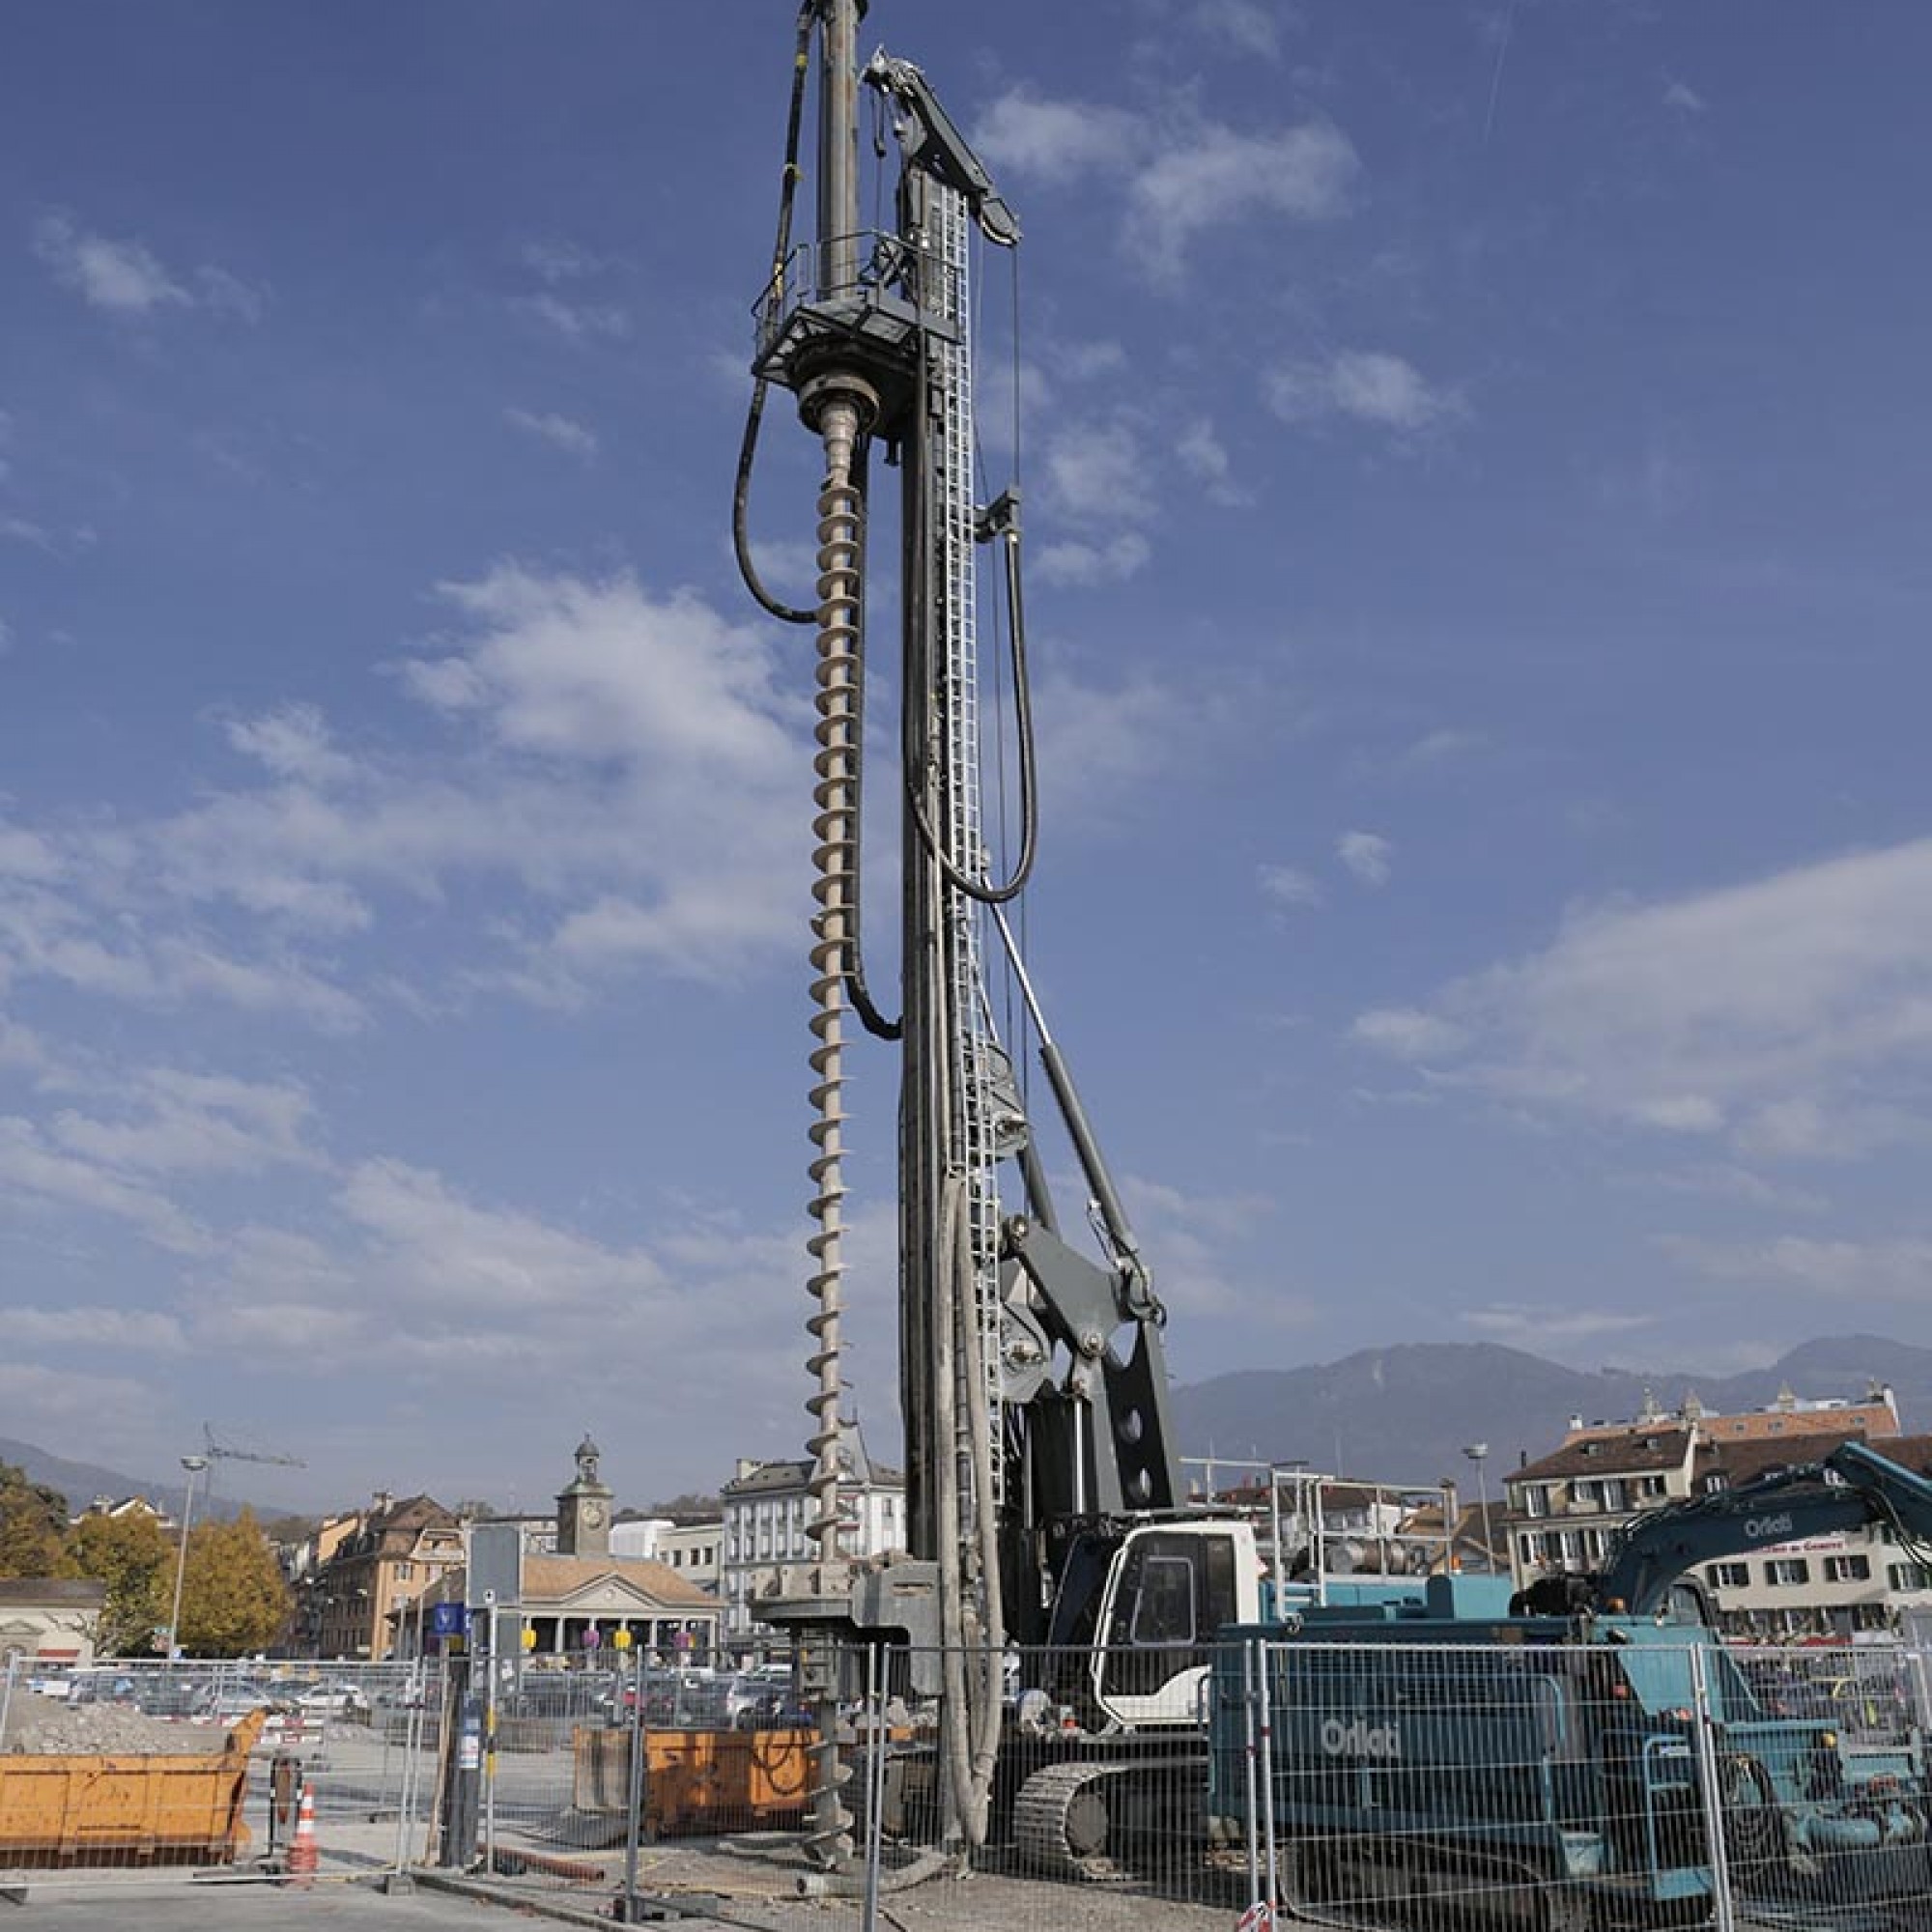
[0,1877,517,1932]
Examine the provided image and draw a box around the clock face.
[582,1502,605,1528]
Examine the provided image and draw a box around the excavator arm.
[1594,1437,1932,1618]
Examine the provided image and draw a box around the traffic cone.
[285,1781,319,1888]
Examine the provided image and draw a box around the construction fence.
[6,1639,1932,1931]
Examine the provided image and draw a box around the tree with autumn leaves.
[0,1464,292,1657]
[173,1510,291,1657]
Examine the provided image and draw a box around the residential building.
[1506,1426,1696,1583]
[609,1514,724,1595]
[1561,1380,1899,1448]
[0,1579,106,1669]
[1688,1430,1932,1638]
[1505,1401,1932,1638]
[295,1492,466,1661]
[721,1429,904,1637]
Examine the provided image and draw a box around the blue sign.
[430,1603,470,1637]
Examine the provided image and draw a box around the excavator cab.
[1087,1520,1262,1728]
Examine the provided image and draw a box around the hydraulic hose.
[734,2,818,627]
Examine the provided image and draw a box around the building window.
[1824,1555,1870,1583]
[1707,1562,1748,1589]
[1766,1559,1810,1587]
[1888,1563,1932,1592]
[396,1562,412,1581]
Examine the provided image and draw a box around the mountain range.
[0,1436,258,1524]
[1168,1334,1928,1493]
[10,1334,1923,1522]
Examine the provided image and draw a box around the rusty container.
[0,1710,266,1865]
[573,1724,813,1836]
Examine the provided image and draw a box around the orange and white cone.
[286,1782,319,1888]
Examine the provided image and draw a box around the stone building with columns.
[407,1436,720,1663]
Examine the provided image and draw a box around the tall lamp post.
[164,1453,209,1666]
[1463,1442,1493,1574]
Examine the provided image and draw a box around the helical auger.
[800,386,870,1866]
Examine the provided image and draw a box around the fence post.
[1240,1638,1263,1912]
[618,1646,647,1921]
[1256,1636,1279,1912]
[862,1640,883,1932]
[1686,1643,1737,1932]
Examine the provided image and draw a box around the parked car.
[196,1679,288,1724]
[293,1681,371,1719]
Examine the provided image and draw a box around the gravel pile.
[1,1691,236,1756]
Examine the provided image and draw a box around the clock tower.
[556,1433,613,1558]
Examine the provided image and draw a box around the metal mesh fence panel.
[14,1634,1932,1931]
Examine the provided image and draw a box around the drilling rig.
[737,0,1263,1875]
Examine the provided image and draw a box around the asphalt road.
[1,1878,528,1932]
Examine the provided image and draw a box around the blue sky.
[3,1,1929,1515]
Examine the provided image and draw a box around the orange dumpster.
[0,1710,266,1865]
[573,1725,813,1836]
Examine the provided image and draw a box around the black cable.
[733,2,818,627]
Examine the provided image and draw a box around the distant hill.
[0,1436,258,1522]
[1169,1334,1930,1490]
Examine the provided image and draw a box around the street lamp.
[164,1454,209,1667]
[1463,1443,1493,1575]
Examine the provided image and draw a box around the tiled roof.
[1514,1426,1694,1483]
[0,1578,108,1606]
[1700,1431,1932,1489]
[518,1555,719,1610]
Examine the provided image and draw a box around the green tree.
[66,1511,176,1657]
[178,1508,292,1657]
[0,1462,74,1580]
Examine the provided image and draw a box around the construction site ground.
[1,1815,1237,1932]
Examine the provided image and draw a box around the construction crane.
[196,1424,305,1512]
[737,0,1262,1873]
[202,1424,305,1470]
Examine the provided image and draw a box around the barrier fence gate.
[5,1639,1931,1931]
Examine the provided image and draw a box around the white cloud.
[1039,419,1152,525]
[972,89,1138,178]
[975,88,1355,286]
[521,239,611,284]
[34,212,188,314]
[1176,420,1250,506]
[1129,119,1356,281]
[1662,77,1707,115]
[6,1305,187,1351]
[0,1116,210,1253]
[32,212,264,321]
[0,567,819,1029]
[50,1067,319,1179]
[336,1157,669,1312]
[1337,830,1392,887]
[225,704,357,786]
[1348,837,1932,1156]
[1660,1234,1932,1301]
[1031,670,1210,830]
[503,408,599,459]
[1189,0,1291,60]
[193,264,269,323]
[1260,864,1323,912]
[1401,728,1485,769]
[1460,1303,1657,1347]
[1267,350,1466,434]
[1034,533,1151,588]
[1351,1007,1470,1059]
[514,292,631,343]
